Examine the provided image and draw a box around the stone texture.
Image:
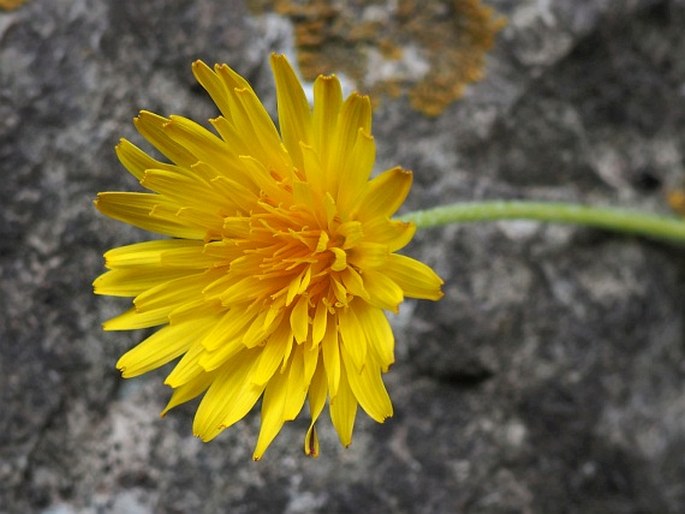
[2,0,685,512]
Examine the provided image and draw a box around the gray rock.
[2,0,684,512]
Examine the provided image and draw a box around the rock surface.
[2,0,685,512]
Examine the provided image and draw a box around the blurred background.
[2,0,685,512]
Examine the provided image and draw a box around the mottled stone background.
[2,0,685,512]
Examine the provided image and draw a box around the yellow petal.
[192,60,232,121]
[93,267,189,297]
[347,242,389,270]
[250,319,293,386]
[162,115,235,170]
[336,128,375,211]
[198,336,245,372]
[299,142,327,200]
[329,247,347,272]
[103,239,203,269]
[134,111,197,167]
[339,266,370,301]
[161,370,215,416]
[328,368,357,447]
[164,342,207,388]
[311,301,328,345]
[133,271,215,313]
[364,218,416,252]
[304,360,327,457]
[289,294,310,344]
[385,254,444,300]
[192,348,260,441]
[341,347,393,423]
[230,86,291,172]
[328,94,371,185]
[303,339,319,388]
[95,192,205,239]
[353,167,413,221]
[283,344,308,421]
[199,305,259,352]
[219,381,265,432]
[116,317,210,378]
[270,53,312,169]
[354,302,395,372]
[252,364,290,460]
[312,74,342,171]
[115,138,175,181]
[321,318,341,398]
[215,62,254,95]
[337,306,367,372]
[206,275,263,304]
[140,169,226,211]
[103,307,169,331]
[360,270,404,313]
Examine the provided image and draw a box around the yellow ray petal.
[116,317,211,378]
[321,316,341,398]
[289,294,310,344]
[328,94,371,188]
[230,86,292,173]
[192,60,232,121]
[115,138,176,181]
[354,302,395,372]
[162,115,236,170]
[339,266,370,301]
[329,368,357,447]
[192,348,260,441]
[95,192,205,239]
[341,347,393,423]
[347,242,389,270]
[164,342,206,388]
[133,271,219,314]
[252,363,290,460]
[299,142,327,200]
[359,269,404,313]
[353,167,413,221]
[304,360,327,457]
[103,306,169,331]
[336,128,375,211]
[161,370,216,416]
[385,254,445,301]
[312,74,342,177]
[140,169,226,211]
[303,339,319,388]
[93,267,190,297]
[198,336,246,372]
[104,239,204,269]
[199,305,259,352]
[270,53,312,169]
[363,218,416,252]
[219,381,266,431]
[283,344,308,421]
[215,62,254,94]
[251,319,293,386]
[134,111,198,167]
[337,306,368,372]
[311,301,328,346]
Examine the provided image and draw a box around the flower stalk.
[402,201,685,244]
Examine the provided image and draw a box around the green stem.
[401,201,685,244]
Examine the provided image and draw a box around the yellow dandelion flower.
[95,54,444,459]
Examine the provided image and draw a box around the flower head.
[95,54,443,459]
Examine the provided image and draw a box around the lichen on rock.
[248,0,506,116]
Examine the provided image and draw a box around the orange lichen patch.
[247,0,505,117]
[666,189,685,217]
[0,0,27,10]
